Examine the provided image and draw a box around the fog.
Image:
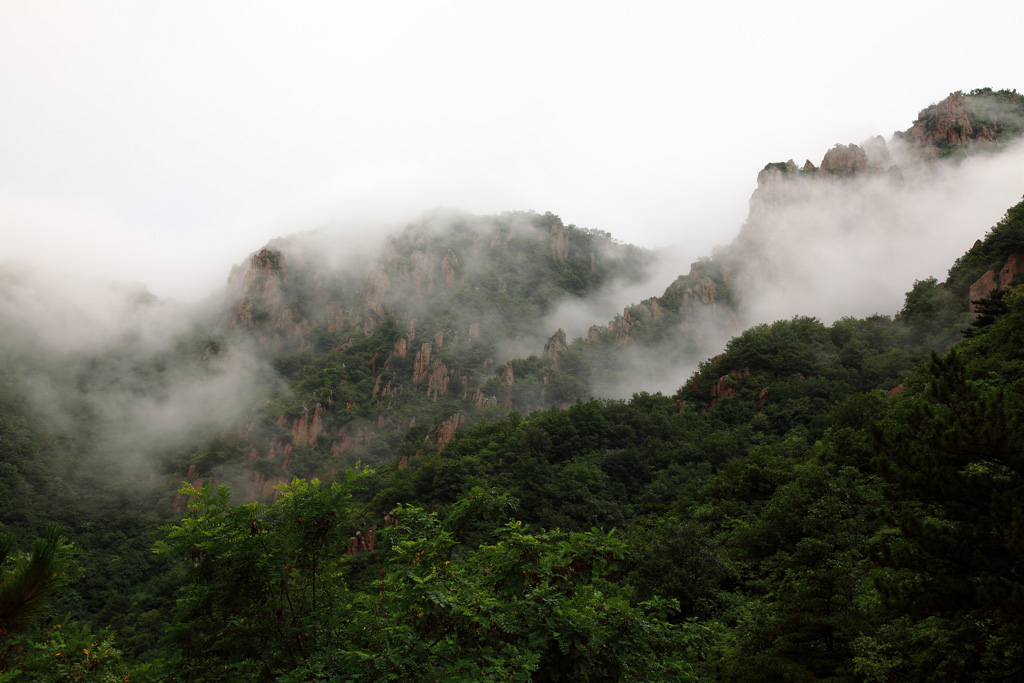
[3,3,1023,305]
[733,142,1024,326]
[1,3,1023,480]
[0,263,281,475]
[570,139,1024,399]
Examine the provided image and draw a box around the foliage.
[871,349,1024,679]
[947,199,1024,295]
[155,474,365,681]
[158,484,701,682]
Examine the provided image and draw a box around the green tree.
[160,483,700,682]
[156,475,364,682]
[873,350,1024,679]
[0,526,71,660]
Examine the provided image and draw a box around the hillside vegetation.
[2,90,1024,681]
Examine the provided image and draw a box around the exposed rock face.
[647,297,663,318]
[468,323,480,339]
[667,263,719,310]
[426,360,450,400]
[1000,252,1024,288]
[282,403,325,448]
[231,249,286,327]
[441,250,459,287]
[542,329,569,368]
[499,362,515,385]
[347,528,376,554]
[228,249,319,350]
[820,143,868,175]
[550,222,569,261]
[363,266,393,333]
[436,413,465,450]
[904,90,1015,155]
[861,135,891,169]
[756,160,797,188]
[969,252,1024,311]
[408,251,434,294]
[412,343,432,383]
[710,368,750,407]
[970,269,1000,308]
[470,389,497,408]
[909,91,974,149]
[612,315,634,346]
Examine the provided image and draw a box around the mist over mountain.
[4,84,1024,680]
[2,89,1022,496]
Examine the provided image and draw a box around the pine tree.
[874,350,1024,678]
[0,525,71,669]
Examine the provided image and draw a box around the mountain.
[178,89,1024,500]
[2,87,1024,680]
[4,90,1022,509]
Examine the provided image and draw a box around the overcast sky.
[2,1,1022,301]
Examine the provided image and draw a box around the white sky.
[2,1,1023,301]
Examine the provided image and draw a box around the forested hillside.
[2,89,1024,681]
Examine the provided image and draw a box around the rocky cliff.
[969,251,1024,310]
[196,209,653,497]
[181,88,1024,500]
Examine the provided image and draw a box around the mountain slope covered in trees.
[2,88,1024,681]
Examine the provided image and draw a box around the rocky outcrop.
[363,266,393,333]
[550,222,569,261]
[230,249,295,339]
[281,403,325,448]
[426,360,450,400]
[412,343,433,383]
[648,298,663,318]
[710,368,750,407]
[499,362,515,385]
[542,329,569,368]
[820,143,868,175]
[667,263,720,310]
[408,251,434,294]
[441,250,459,287]
[437,413,465,451]
[969,251,1024,311]
[1000,253,1024,288]
[909,91,975,150]
[470,389,498,408]
[969,270,999,310]
[861,136,891,169]
[347,528,376,554]
[611,316,633,346]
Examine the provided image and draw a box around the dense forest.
[2,89,1024,681]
